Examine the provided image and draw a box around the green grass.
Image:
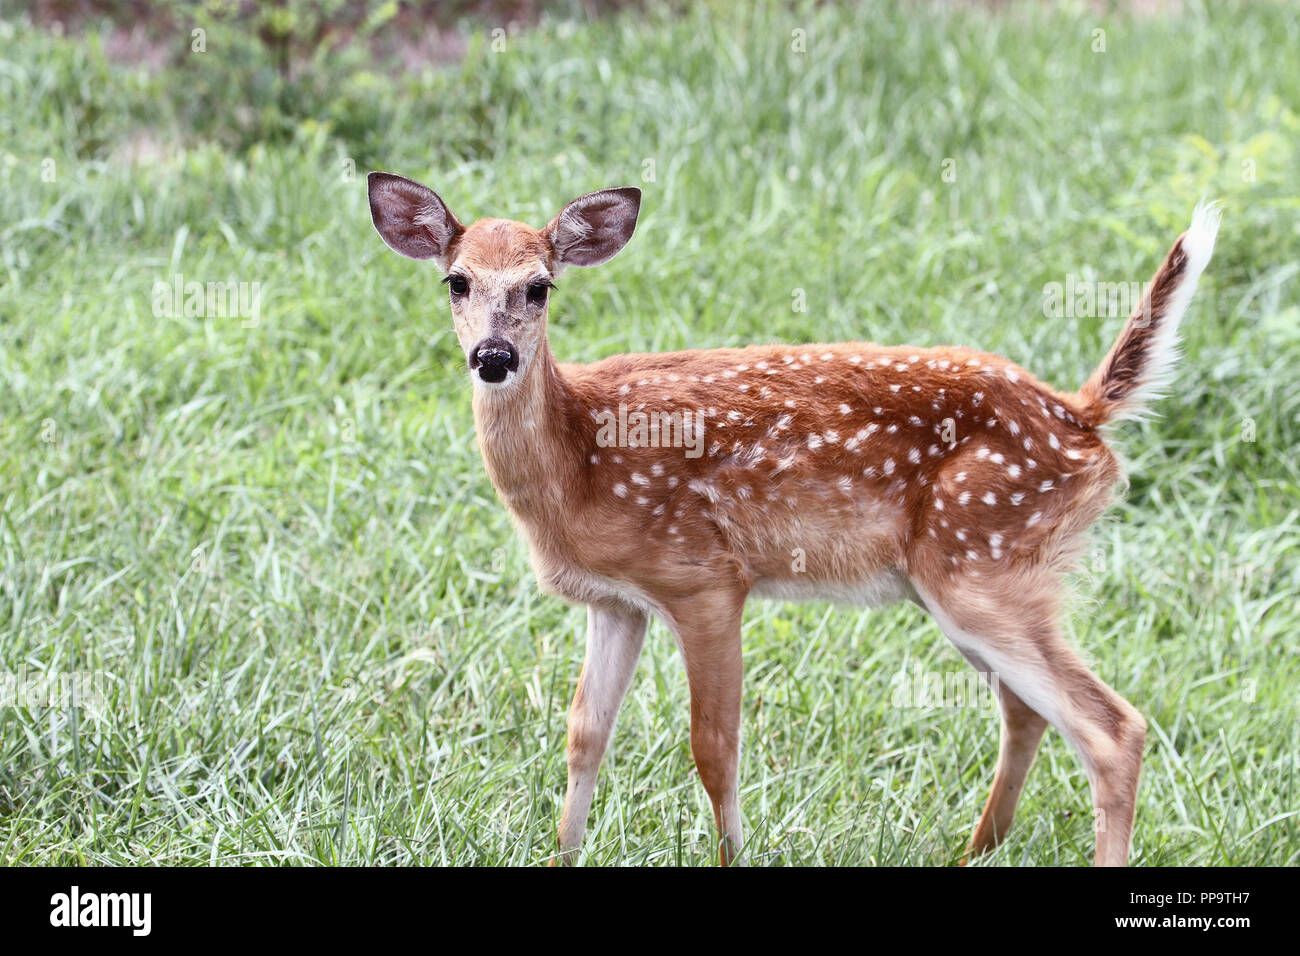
[1,0,1298,865]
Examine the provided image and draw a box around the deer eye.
[527,282,550,305]
[447,275,468,297]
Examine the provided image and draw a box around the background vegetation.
[1,0,1297,864]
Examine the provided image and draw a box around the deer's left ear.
[545,187,641,269]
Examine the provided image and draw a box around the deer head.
[367,172,640,392]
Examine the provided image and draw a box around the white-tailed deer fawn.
[368,171,1220,866]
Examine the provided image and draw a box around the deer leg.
[663,588,747,865]
[555,602,648,865]
[922,588,1146,867]
[969,682,1048,859]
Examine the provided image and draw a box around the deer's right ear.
[367,172,464,267]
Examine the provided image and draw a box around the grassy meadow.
[0,0,1298,865]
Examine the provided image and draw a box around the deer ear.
[368,172,464,266]
[545,187,641,269]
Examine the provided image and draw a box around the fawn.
[368,171,1220,866]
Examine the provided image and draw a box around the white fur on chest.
[533,555,659,613]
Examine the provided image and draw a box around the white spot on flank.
[973,391,984,405]
[823,430,840,444]
[887,424,898,434]
[837,476,853,494]
[839,403,851,415]
[959,491,971,505]
[613,483,628,498]
[955,528,967,542]
[909,415,923,426]
[934,498,945,511]
[631,472,649,486]
[821,352,834,361]
[883,458,896,475]
[590,455,600,465]
[956,471,967,482]
[1007,464,1022,478]
[1006,368,1019,383]
[1008,420,1020,436]
[1039,480,1054,492]
[976,447,990,459]
[1048,433,1060,450]
[1010,492,1025,505]
[982,492,997,505]
[618,383,630,395]
[908,447,921,463]
[1027,511,1042,527]
[807,434,824,450]
[890,384,902,393]
[635,496,649,506]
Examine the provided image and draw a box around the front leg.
[662,587,748,866]
[554,602,648,865]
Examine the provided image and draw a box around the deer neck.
[471,340,582,521]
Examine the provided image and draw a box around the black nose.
[470,338,519,383]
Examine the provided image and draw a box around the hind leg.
[950,644,1047,860]
[919,580,1146,866]
[970,680,1048,857]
